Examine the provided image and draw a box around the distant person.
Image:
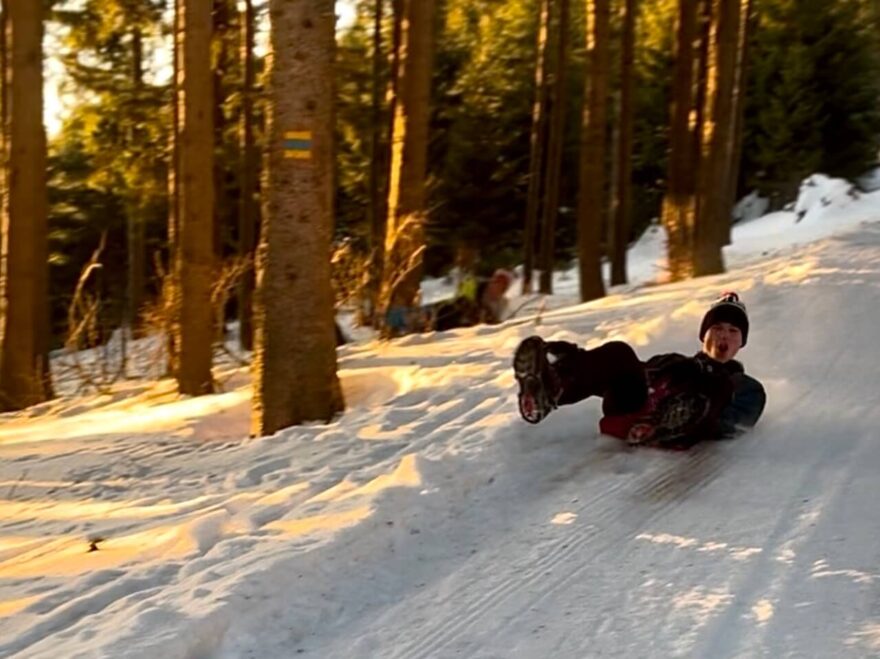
[434,268,515,331]
[479,269,514,324]
[456,271,478,304]
[513,292,766,449]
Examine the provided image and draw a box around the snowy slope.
[1,176,880,658]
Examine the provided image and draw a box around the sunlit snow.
[2,174,880,658]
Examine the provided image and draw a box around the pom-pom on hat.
[699,291,749,346]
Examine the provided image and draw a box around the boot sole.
[514,336,551,424]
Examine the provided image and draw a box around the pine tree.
[358,0,401,327]
[212,0,241,259]
[537,0,570,295]
[237,0,257,350]
[0,0,51,410]
[175,0,215,395]
[659,0,699,281]
[425,0,542,277]
[722,0,753,245]
[128,25,147,328]
[522,0,552,294]
[379,0,436,325]
[694,0,742,276]
[363,0,386,325]
[55,0,168,334]
[576,0,609,301]
[51,0,168,388]
[744,0,880,205]
[629,0,675,244]
[609,0,637,286]
[251,0,344,435]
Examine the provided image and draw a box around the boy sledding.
[513,292,766,449]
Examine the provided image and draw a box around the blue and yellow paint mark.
[283,131,312,159]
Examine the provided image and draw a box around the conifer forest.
[2,0,879,433]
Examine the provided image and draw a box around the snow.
[2,173,880,658]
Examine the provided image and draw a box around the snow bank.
[3,172,880,657]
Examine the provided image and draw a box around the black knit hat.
[699,291,749,346]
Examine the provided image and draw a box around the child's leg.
[514,337,648,424]
[550,340,648,415]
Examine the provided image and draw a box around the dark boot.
[513,336,562,424]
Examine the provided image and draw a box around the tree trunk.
[0,0,50,410]
[538,0,570,295]
[379,0,435,323]
[576,0,609,301]
[694,0,741,276]
[360,0,388,326]
[722,0,753,245]
[692,0,710,181]
[659,0,699,282]
[0,6,5,137]
[607,88,620,278]
[0,7,4,267]
[34,46,51,400]
[522,0,552,295]
[609,0,636,286]
[127,27,146,332]
[166,0,182,377]
[251,0,344,435]
[212,0,235,259]
[237,0,257,350]
[176,0,215,395]
[366,0,402,328]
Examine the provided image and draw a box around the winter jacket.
[717,368,766,437]
[599,351,766,448]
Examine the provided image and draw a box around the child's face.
[489,277,509,296]
[702,322,743,362]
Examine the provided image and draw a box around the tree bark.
[237,0,257,350]
[212,0,236,258]
[522,0,552,295]
[127,27,146,332]
[176,0,215,395]
[368,0,385,270]
[379,0,435,321]
[538,0,570,295]
[576,0,608,301]
[33,20,51,400]
[692,0,710,183]
[722,0,753,245]
[0,0,50,410]
[360,0,388,326]
[694,0,741,276]
[251,0,344,435]
[609,0,636,286]
[366,0,402,328]
[659,0,699,281]
[166,0,182,377]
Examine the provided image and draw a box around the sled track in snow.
[388,445,725,659]
[691,429,873,658]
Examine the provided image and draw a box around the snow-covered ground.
[2,175,880,658]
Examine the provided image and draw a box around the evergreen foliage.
[744,0,880,206]
[50,0,169,340]
[631,0,675,233]
[38,0,880,340]
[48,120,132,340]
[429,0,542,274]
[335,1,378,247]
